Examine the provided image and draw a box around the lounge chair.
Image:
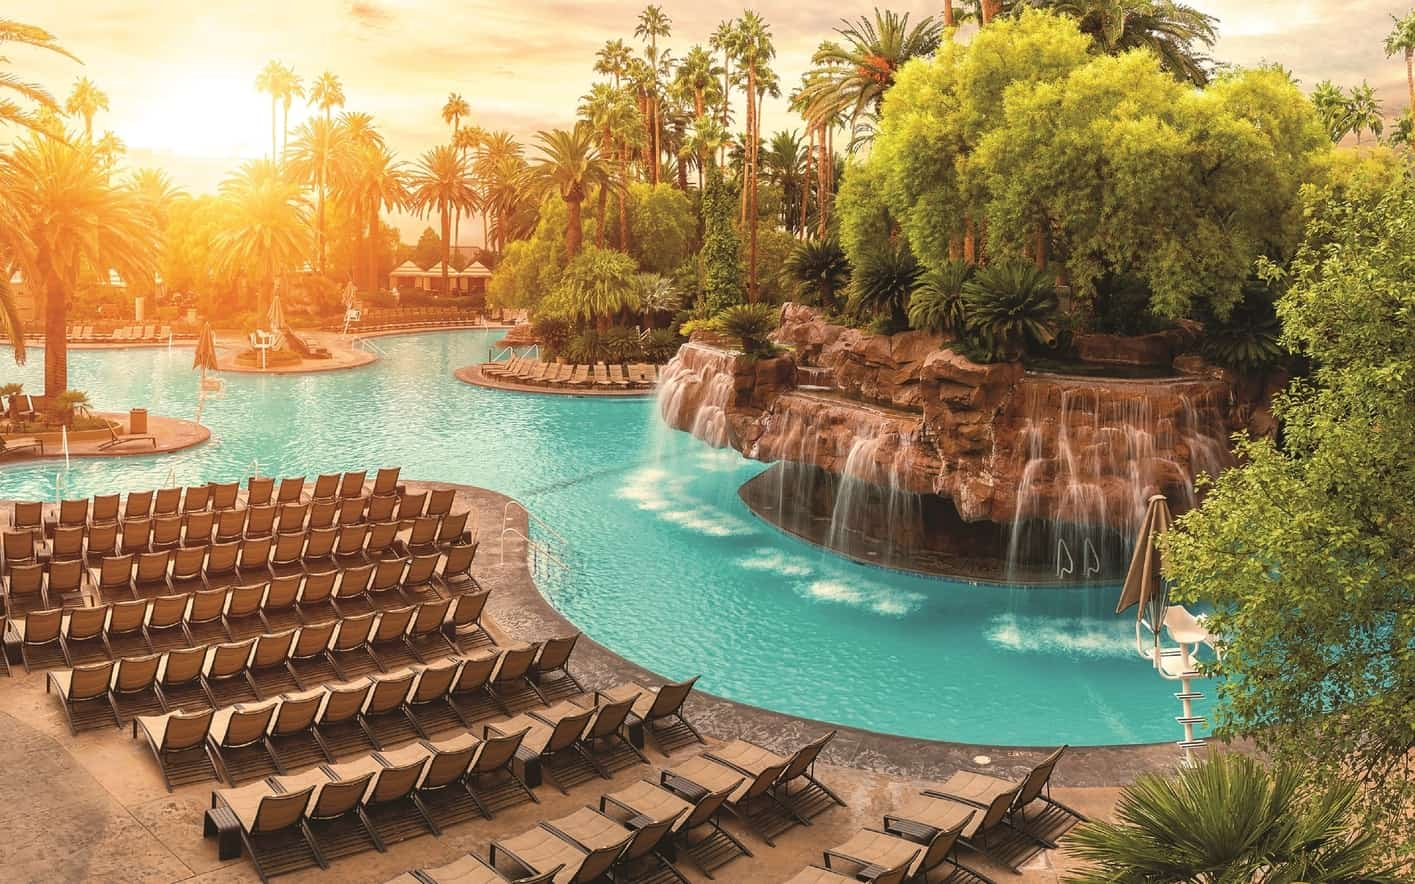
[286,619,339,688]
[527,633,583,699]
[425,488,455,520]
[367,605,418,671]
[260,574,304,632]
[215,780,324,881]
[566,365,593,387]
[170,545,208,593]
[338,749,438,843]
[601,778,751,879]
[246,476,276,508]
[330,563,376,618]
[327,612,379,679]
[109,652,164,722]
[105,597,154,657]
[46,558,87,608]
[400,553,442,604]
[313,678,377,759]
[412,854,561,884]
[402,658,462,737]
[153,486,182,517]
[405,598,455,661]
[608,364,632,388]
[785,862,912,884]
[277,766,379,861]
[183,484,212,513]
[248,629,300,698]
[708,730,846,821]
[400,731,482,827]
[208,699,281,785]
[47,523,87,564]
[489,702,598,794]
[1,436,43,456]
[209,481,240,512]
[203,637,259,707]
[185,587,231,645]
[223,582,269,640]
[925,745,1085,846]
[487,644,547,711]
[824,817,976,884]
[135,707,218,790]
[596,676,704,753]
[97,419,158,451]
[144,593,192,651]
[214,509,247,544]
[371,466,403,497]
[89,493,121,527]
[359,669,420,749]
[661,755,795,846]
[266,687,328,770]
[4,562,49,615]
[437,542,483,596]
[154,645,212,712]
[490,814,630,884]
[593,363,614,387]
[46,660,119,733]
[150,514,183,551]
[446,650,501,726]
[62,604,110,665]
[885,787,1042,873]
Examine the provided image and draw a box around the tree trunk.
[963,217,976,264]
[41,256,67,399]
[270,98,277,162]
[367,199,380,293]
[566,195,583,259]
[943,1,955,27]
[1033,225,1048,270]
[618,147,631,252]
[441,205,452,295]
[721,54,731,168]
[746,67,759,303]
[596,183,608,248]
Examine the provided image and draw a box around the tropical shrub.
[1201,280,1285,371]
[698,165,745,315]
[962,262,1060,360]
[543,246,640,331]
[1064,753,1396,883]
[564,330,608,364]
[642,327,681,363]
[602,326,643,362]
[783,237,851,310]
[628,183,697,274]
[907,261,972,334]
[531,316,571,359]
[636,274,683,325]
[749,227,801,305]
[848,240,920,333]
[713,303,779,357]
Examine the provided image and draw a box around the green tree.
[628,182,695,274]
[305,71,345,273]
[1165,178,1415,862]
[1,133,157,394]
[1034,0,1217,85]
[734,11,775,302]
[1065,753,1397,883]
[0,19,78,137]
[285,117,347,275]
[635,5,673,186]
[526,123,615,260]
[1385,12,1415,121]
[699,164,744,314]
[407,143,476,295]
[211,159,312,320]
[848,240,920,332]
[411,227,442,269]
[545,245,640,331]
[1344,81,1383,144]
[1311,80,1355,143]
[783,237,851,310]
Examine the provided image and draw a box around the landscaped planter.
[1,418,119,445]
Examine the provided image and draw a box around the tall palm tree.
[94,130,125,171]
[128,167,186,296]
[1345,81,1384,144]
[335,137,405,292]
[1385,12,1415,122]
[594,39,633,89]
[286,118,347,275]
[278,68,303,160]
[1311,80,1353,143]
[0,133,157,395]
[307,69,342,272]
[407,144,476,297]
[0,274,24,365]
[803,12,942,148]
[441,93,471,255]
[1034,0,1217,85]
[635,5,672,186]
[1064,753,1397,883]
[474,131,526,252]
[212,159,311,320]
[943,1,956,27]
[710,19,737,167]
[734,11,775,302]
[674,45,724,182]
[0,18,79,136]
[255,61,286,161]
[579,83,642,247]
[526,123,615,260]
[764,129,809,233]
[63,76,108,141]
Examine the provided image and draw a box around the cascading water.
[656,343,738,449]
[1002,376,1232,582]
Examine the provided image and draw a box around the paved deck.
[0,482,1170,882]
[455,363,656,398]
[0,411,209,464]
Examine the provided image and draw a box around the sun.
[123,66,290,160]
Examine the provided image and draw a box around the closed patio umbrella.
[1117,493,1172,623]
[193,322,218,373]
[267,295,285,336]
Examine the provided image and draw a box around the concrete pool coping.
[450,482,1191,789]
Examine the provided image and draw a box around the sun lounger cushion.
[604,780,693,829]
[665,756,754,802]
[829,829,926,877]
[709,739,790,775]
[892,793,979,836]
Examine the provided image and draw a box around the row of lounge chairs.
[485,357,662,390]
[60,324,190,343]
[16,572,490,669]
[9,467,413,538]
[340,308,485,334]
[784,747,1086,882]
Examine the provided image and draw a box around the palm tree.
[681,115,729,189]
[579,84,642,247]
[128,167,186,296]
[783,237,850,310]
[278,68,303,160]
[334,135,406,292]
[0,19,79,136]
[635,5,673,186]
[1385,12,1415,124]
[734,11,775,303]
[407,144,476,297]
[63,76,108,141]
[943,1,957,27]
[763,129,810,233]
[527,124,617,260]
[1311,80,1353,143]
[803,11,942,146]
[255,61,286,161]
[594,39,633,89]
[1064,753,1397,883]
[0,133,157,395]
[1346,81,1384,144]
[94,130,125,171]
[710,20,737,167]
[307,71,345,273]
[286,118,347,275]
[474,131,527,252]
[0,274,24,365]
[1035,0,1218,85]
[441,93,472,254]
[212,159,312,320]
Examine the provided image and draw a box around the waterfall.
[656,343,737,449]
[1002,376,1232,581]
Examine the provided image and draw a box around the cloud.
[346,2,395,30]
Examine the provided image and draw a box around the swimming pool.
[0,331,1206,745]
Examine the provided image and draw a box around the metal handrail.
[499,526,568,574]
[1056,539,1074,579]
[1083,538,1101,577]
[503,500,567,548]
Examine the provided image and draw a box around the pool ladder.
[1138,619,1211,765]
[499,501,569,581]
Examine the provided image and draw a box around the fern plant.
[782,236,851,310]
[713,303,780,357]
[962,261,1059,360]
[848,240,920,333]
[908,260,973,334]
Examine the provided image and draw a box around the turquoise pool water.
[0,331,1207,746]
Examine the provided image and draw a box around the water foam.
[985,613,1133,658]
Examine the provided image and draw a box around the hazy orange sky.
[8,1,1411,242]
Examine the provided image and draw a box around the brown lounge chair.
[407,853,561,884]
[885,786,1043,874]
[490,810,631,884]
[925,745,1085,846]
[215,780,324,882]
[1,436,44,456]
[97,419,158,451]
[601,778,750,879]
[707,730,846,821]
[823,814,978,884]
[596,676,704,753]
[783,860,914,884]
[46,660,119,733]
[661,754,794,846]
[134,707,219,790]
[488,702,597,794]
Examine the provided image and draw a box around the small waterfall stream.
[656,343,737,449]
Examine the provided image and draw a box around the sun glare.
[124,67,293,159]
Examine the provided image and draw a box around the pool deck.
[0,482,1190,882]
[0,411,209,464]
[456,363,656,397]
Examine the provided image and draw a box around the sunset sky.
[8,1,1411,242]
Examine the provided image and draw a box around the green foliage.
[907,261,972,334]
[835,158,898,272]
[713,303,779,357]
[782,237,851,310]
[411,227,442,269]
[1064,753,1397,883]
[641,327,681,362]
[636,273,683,323]
[564,329,607,364]
[962,262,1059,359]
[602,326,643,362]
[628,183,696,274]
[1090,273,1165,336]
[542,245,640,327]
[848,241,921,333]
[699,165,745,315]
[1200,279,1285,371]
[749,227,801,304]
[531,315,571,359]
[487,198,573,312]
[1165,178,1415,862]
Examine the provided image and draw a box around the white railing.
[355,338,388,356]
[488,343,538,363]
[503,500,567,549]
[498,526,569,580]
